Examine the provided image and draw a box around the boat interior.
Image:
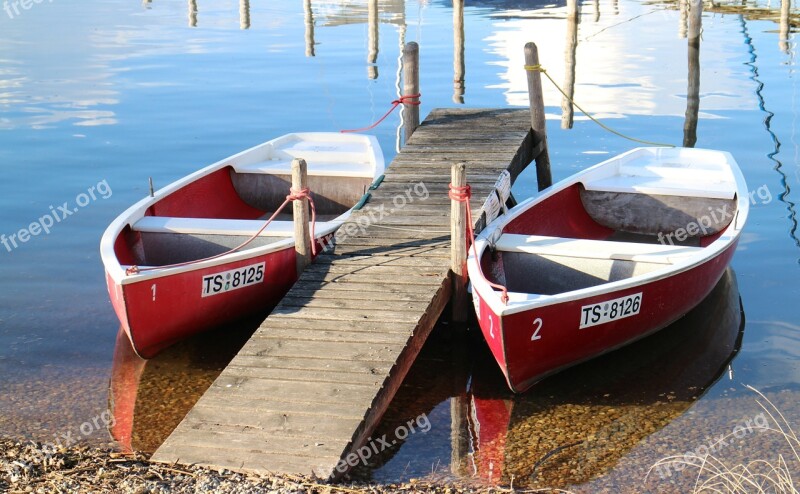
[484,176,739,296]
[115,164,375,267]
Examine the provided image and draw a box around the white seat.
[133,216,299,237]
[233,160,375,178]
[493,234,702,265]
[583,175,735,200]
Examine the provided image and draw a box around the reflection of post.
[684,0,701,148]
[450,395,468,475]
[304,0,315,57]
[678,0,688,38]
[368,0,379,79]
[239,0,250,30]
[594,0,600,22]
[613,0,619,15]
[525,42,553,190]
[780,0,791,53]
[453,0,465,104]
[188,0,197,27]
[402,42,420,144]
[562,0,580,129]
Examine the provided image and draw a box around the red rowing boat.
[467,147,748,393]
[101,133,384,358]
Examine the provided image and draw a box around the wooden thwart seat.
[233,160,375,178]
[493,234,703,265]
[133,216,305,237]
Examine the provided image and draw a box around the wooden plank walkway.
[151,108,536,478]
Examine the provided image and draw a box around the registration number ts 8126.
[579,292,642,329]
[201,262,265,297]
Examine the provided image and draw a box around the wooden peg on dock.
[292,158,312,276]
[403,42,420,144]
[451,162,469,322]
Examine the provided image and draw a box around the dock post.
[403,42,420,144]
[292,158,312,276]
[450,162,469,322]
[524,42,553,191]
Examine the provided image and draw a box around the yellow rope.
[524,64,675,148]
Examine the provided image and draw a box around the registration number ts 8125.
[201,262,265,297]
[579,292,642,329]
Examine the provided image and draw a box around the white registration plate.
[579,292,642,329]
[201,262,265,297]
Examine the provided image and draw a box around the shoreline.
[0,439,525,494]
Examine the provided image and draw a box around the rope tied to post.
[449,183,509,305]
[124,185,317,276]
[340,93,421,133]
[523,64,675,148]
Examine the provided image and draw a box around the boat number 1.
[531,318,542,341]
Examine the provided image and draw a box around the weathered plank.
[152,107,533,480]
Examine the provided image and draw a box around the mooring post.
[403,42,420,144]
[524,42,553,191]
[292,158,312,276]
[780,0,791,53]
[239,0,250,30]
[684,0,701,147]
[450,162,469,322]
[453,0,465,104]
[562,0,579,130]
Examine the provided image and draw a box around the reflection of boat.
[468,147,749,392]
[461,268,745,487]
[108,320,257,452]
[101,133,384,358]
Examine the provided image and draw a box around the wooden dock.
[152,107,537,478]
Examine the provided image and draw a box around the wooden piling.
[188,0,197,27]
[562,0,579,130]
[239,0,250,30]
[292,158,312,276]
[524,42,553,191]
[368,0,379,79]
[453,0,465,104]
[684,0,701,147]
[450,162,468,322]
[403,42,420,144]
[304,0,315,57]
[780,0,791,53]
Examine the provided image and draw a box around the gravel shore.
[0,439,536,494]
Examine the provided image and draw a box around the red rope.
[340,94,421,133]
[125,187,317,276]
[449,183,509,305]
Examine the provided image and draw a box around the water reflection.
[458,269,744,488]
[366,269,744,487]
[108,318,260,453]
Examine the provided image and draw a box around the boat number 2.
[151,284,156,301]
[531,318,543,341]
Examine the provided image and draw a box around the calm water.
[1,0,799,490]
